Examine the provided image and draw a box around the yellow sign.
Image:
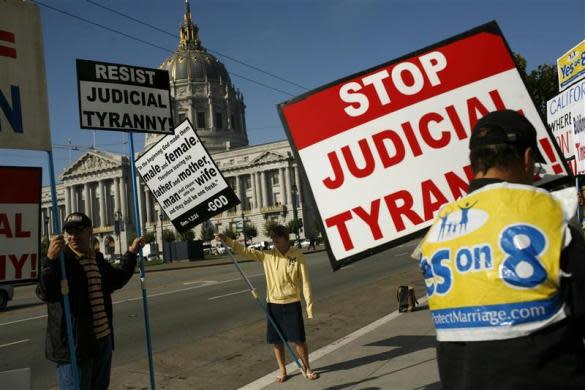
[420,183,568,341]
[557,39,585,91]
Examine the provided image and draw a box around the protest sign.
[279,22,568,270]
[574,113,585,174]
[557,39,585,92]
[0,0,51,151]
[0,166,41,283]
[76,59,173,134]
[135,119,240,232]
[546,79,585,174]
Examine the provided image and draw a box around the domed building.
[40,1,318,257]
[146,1,248,153]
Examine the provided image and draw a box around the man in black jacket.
[420,110,585,389]
[38,212,143,390]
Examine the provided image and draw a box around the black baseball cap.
[469,110,546,163]
[63,212,92,230]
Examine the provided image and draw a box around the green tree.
[264,220,278,237]
[287,219,302,236]
[200,225,215,242]
[222,227,237,240]
[162,229,176,243]
[179,230,195,241]
[243,223,258,240]
[143,231,156,244]
[514,53,557,118]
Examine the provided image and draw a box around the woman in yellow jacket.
[216,224,318,383]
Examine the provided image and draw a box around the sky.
[2,0,584,185]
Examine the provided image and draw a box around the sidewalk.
[241,300,440,390]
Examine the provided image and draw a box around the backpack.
[397,286,418,312]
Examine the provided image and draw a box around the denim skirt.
[266,301,306,344]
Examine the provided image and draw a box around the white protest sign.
[76,59,173,134]
[135,120,240,232]
[546,79,585,173]
[0,166,41,282]
[279,22,568,270]
[0,0,51,151]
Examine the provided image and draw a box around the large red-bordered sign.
[279,22,568,270]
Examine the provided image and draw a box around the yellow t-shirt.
[225,238,313,318]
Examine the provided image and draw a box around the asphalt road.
[0,241,420,389]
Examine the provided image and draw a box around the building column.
[233,176,241,211]
[255,172,263,209]
[279,168,285,205]
[260,171,268,208]
[250,172,258,209]
[99,180,107,227]
[114,177,121,215]
[84,183,91,217]
[285,167,292,206]
[145,188,153,225]
[64,186,71,216]
[120,178,128,222]
[137,179,145,227]
[239,176,246,210]
[294,166,302,204]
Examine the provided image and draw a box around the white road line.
[208,289,249,301]
[0,315,47,327]
[183,273,263,286]
[239,296,428,390]
[0,339,29,349]
[0,273,266,326]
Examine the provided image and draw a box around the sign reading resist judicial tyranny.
[278,22,569,270]
[0,166,42,283]
[135,119,240,232]
[0,0,51,151]
[76,59,173,134]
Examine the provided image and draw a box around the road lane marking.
[0,315,47,327]
[183,273,263,286]
[208,289,249,301]
[0,339,29,348]
[239,296,428,390]
[0,274,266,326]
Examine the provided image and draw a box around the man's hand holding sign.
[279,22,569,270]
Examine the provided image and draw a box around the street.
[0,240,423,389]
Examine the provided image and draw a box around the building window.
[245,176,251,189]
[273,193,280,205]
[271,173,279,186]
[178,112,187,123]
[196,112,206,129]
[231,114,236,130]
[215,112,223,129]
[246,197,253,210]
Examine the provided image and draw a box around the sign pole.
[219,241,307,379]
[577,176,582,224]
[47,150,80,390]
[128,132,156,389]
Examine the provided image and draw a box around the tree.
[287,219,302,236]
[264,220,278,237]
[179,230,195,241]
[143,232,156,244]
[222,227,237,240]
[162,229,176,243]
[514,53,557,118]
[200,225,215,242]
[243,223,258,240]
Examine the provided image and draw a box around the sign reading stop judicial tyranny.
[279,22,568,270]
[0,0,51,151]
[76,59,173,134]
[0,166,42,283]
[135,120,240,232]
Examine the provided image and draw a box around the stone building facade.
[40,2,317,257]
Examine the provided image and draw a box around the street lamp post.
[241,208,247,247]
[159,211,165,263]
[114,211,122,255]
[291,184,301,248]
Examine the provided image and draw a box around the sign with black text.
[76,59,173,134]
[279,22,568,270]
[0,166,41,283]
[135,120,240,232]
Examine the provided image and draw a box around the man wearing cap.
[419,110,585,389]
[38,212,144,389]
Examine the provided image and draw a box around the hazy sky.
[2,0,584,184]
